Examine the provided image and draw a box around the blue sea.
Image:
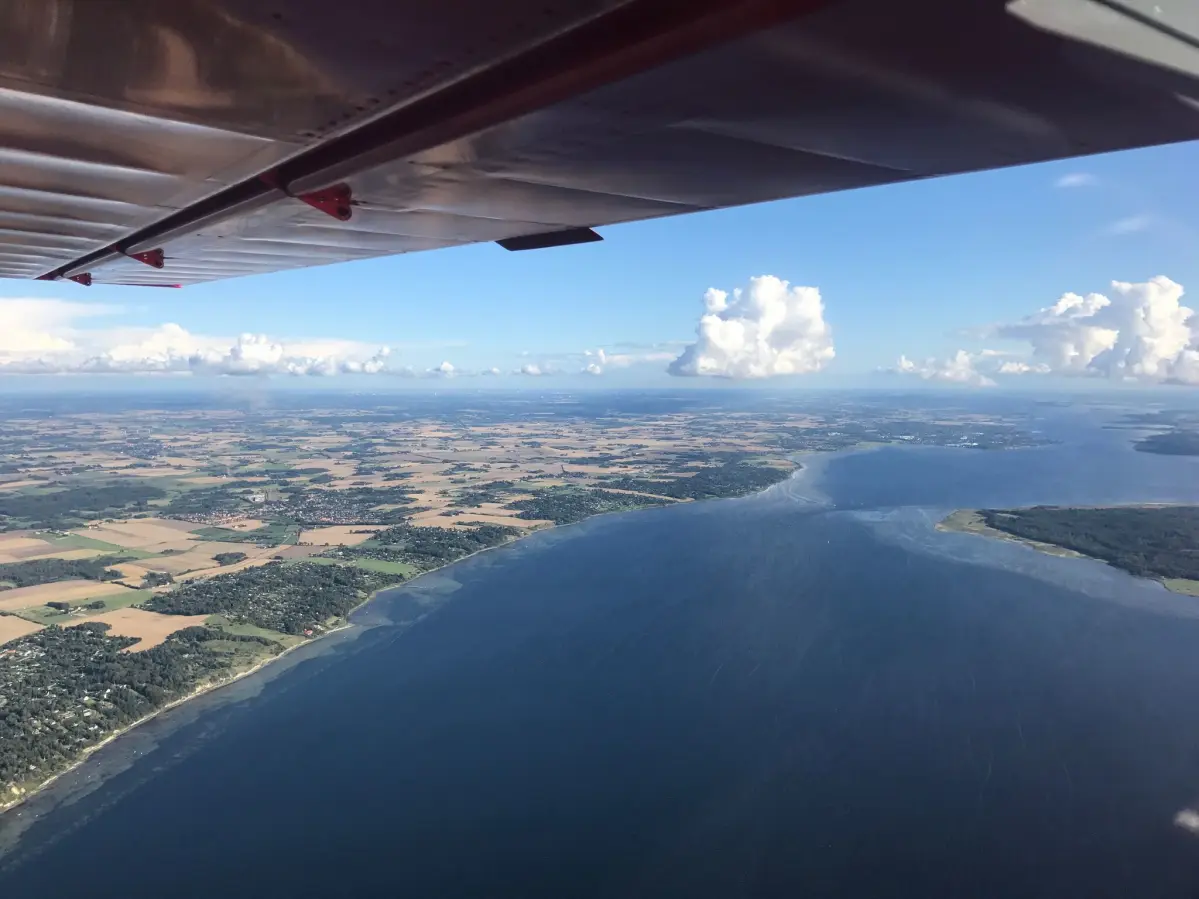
[3,409,1199,897]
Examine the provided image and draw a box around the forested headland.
[972,505,1199,585]
[1134,431,1199,456]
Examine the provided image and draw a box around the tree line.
[504,487,669,525]
[600,461,791,501]
[981,505,1199,580]
[0,556,126,588]
[0,483,165,530]
[141,562,389,634]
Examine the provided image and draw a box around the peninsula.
[939,505,1199,596]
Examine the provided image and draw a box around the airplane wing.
[2,0,1197,287]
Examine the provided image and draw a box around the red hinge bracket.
[69,273,92,286]
[297,183,353,221]
[126,248,165,269]
[259,171,353,222]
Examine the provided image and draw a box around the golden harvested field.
[148,518,208,533]
[0,536,56,562]
[65,608,208,652]
[406,490,449,506]
[79,520,198,549]
[109,562,153,581]
[175,556,276,581]
[221,518,265,531]
[141,551,214,576]
[23,548,105,562]
[141,541,270,576]
[105,535,198,554]
[0,615,43,645]
[408,508,456,523]
[273,545,325,560]
[0,580,137,612]
[300,525,381,546]
[0,479,46,491]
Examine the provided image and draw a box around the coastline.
[936,508,1199,597]
[1,468,802,818]
[935,509,1089,560]
[5,596,394,814]
[0,632,316,816]
[0,618,354,819]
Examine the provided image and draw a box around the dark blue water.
[4,421,1199,897]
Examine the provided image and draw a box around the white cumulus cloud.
[340,347,392,374]
[0,297,401,377]
[894,276,1199,387]
[994,276,1196,382]
[893,351,996,387]
[516,363,544,376]
[0,298,120,358]
[996,359,1051,375]
[669,275,834,379]
[188,334,332,377]
[580,346,675,375]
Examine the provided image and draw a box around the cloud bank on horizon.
[581,347,675,376]
[0,302,398,377]
[5,273,1199,387]
[895,350,999,387]
[892,276,1199,387]
[0,297,684,380]
[669,275,835,379]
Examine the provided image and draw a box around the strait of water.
[3,417,1199,897]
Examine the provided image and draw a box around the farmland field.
[64,607,210,651]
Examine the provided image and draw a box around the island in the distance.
[1110,409,1199,455]
[1134,430,1199,456]
[939,505,1199,596]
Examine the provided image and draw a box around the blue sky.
[3,140,1198,389]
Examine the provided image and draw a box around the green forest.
[0,623,276,796]
[505,488,671,524]
[0,556,125,588]
[365,522,519,567]
[980,505,1199,580]
[141,562,391,634]
[0,483,166,530]
[193,522,299,546]
[162,486,247,518]
[600,461,792,500]
[449,481,518,507]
